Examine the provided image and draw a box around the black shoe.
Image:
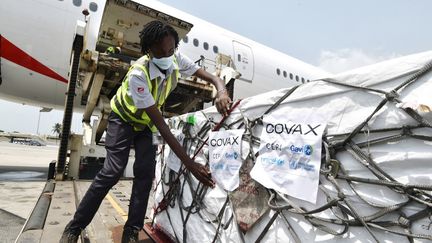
[121,227,139,243]
[59,222,81,243]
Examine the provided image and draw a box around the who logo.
[304,145,313,156]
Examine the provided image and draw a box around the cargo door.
[97,0,193,57]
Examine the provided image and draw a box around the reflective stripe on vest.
[111,55,179,132]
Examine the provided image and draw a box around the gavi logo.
[289,144,313,156]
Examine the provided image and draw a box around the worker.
[105,46,121,54]
[60,20,231,243]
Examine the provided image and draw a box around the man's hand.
[145,105,215,187]
[215,89,232,116]
[192,69,232,116]
[184,159,215,187]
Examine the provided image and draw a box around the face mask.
[152,55,173,70]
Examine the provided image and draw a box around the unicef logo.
[304,145,313,156]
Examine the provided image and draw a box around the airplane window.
[276,68,280,75]
[213,45,218,53]
[237,54,241,62]
[89,2,98,12]
[203,42,209,50]
[295,75,299,82]
[289,73,293,80]
[73,0,82,7]
[283,71,287,78]
[183,36,189,43]
[193,38,199,47]
[301,77,305,83]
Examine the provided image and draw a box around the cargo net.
[150,60,432,243]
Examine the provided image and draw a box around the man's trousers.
[68,111,156,230]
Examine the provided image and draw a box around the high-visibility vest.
[110,55,179,132]
[105,46,115,54]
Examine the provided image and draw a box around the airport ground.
[0,138,155,243]
[0,139,56,242]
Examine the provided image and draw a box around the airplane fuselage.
[0,0,329,110]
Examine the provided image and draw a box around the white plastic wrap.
[151,51,432,243]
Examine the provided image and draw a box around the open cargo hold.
[148,51,432,242]
[79,0,215,132]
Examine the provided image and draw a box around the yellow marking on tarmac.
[106,193,128,221]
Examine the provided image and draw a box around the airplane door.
[232,41,254,81]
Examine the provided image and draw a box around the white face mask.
[152,55,173,70]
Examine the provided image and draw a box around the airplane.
[0,0,330,112]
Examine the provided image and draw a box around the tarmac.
[0,139,56,242]
[0,139,155,243]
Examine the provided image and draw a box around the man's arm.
[144,105,215,187]
[176,52,232,116]
[193,68,232,116]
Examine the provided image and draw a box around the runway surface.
[0,140,55,242]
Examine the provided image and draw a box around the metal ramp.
[16,180,154,243]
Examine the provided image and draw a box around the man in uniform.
[60,20,231,243]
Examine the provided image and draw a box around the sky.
[1,0,432,135]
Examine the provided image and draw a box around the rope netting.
[150,60,432,243]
